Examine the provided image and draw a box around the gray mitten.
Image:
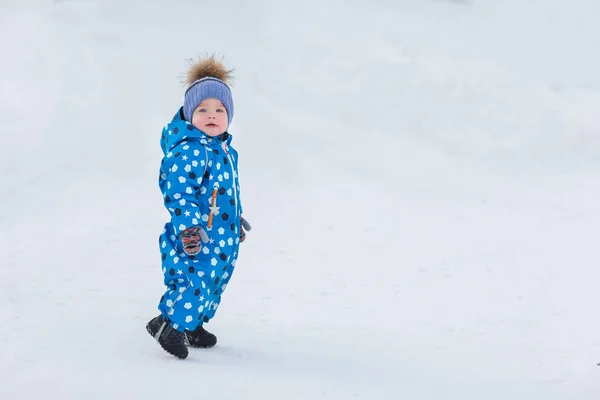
[240,217,252,243]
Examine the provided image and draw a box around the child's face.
[191,98,228,136]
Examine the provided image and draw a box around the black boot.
[146,315,188,359]
[186,325,217,348]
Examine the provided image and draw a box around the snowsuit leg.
[157,224,236,331]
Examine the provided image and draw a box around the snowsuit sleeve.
[160,141,207,236]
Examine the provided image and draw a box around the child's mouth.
[206,123,217,127]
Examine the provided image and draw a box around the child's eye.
[216,109,224,113]
[196,108,206,113]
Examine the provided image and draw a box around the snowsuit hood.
[160,107,225,155]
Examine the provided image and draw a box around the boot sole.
[158,341,188,359]
[187,341,217,349]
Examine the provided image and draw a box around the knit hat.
[183,57,234,126]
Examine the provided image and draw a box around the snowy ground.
[2,0,600,398]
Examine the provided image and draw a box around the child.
[146,56,251,359]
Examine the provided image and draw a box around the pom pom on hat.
[183,56,234,126]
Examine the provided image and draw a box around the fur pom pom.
[185,55,233,86]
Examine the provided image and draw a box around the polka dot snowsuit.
[157,108,243,332]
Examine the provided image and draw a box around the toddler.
[146,56,250,359]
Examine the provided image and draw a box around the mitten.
[181,226,209,256]
[240,217,252,243]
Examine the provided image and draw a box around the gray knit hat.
[183,77,234,126]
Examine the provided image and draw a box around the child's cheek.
[191,116,201,130]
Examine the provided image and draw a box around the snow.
[2,0,600,398]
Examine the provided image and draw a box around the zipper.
[222,142,239,218]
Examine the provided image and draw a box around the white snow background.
[1,0,600,398]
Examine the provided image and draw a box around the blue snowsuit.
[157,108,243,332]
